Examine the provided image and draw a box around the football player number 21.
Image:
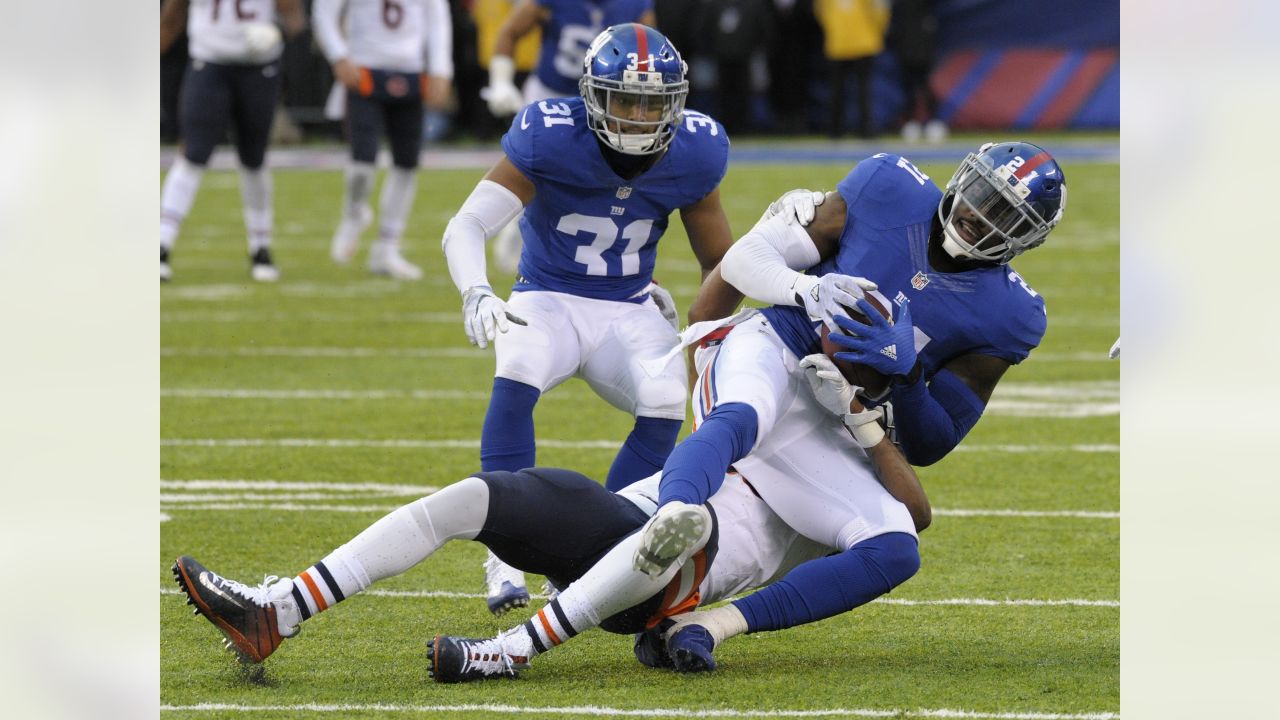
[560,215,654,276]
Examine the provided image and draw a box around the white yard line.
[161,346,486,358]
[160,437,1118,452]
[159,586,1117,608]
[160,479,435,494]
[159,701,1116,719]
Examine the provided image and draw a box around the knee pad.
[635,376,687,419]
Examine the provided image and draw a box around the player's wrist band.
[843,414,886,449]
[893,360,923,386]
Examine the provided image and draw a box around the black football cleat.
[427,634,529,683]
[172,555,298,664]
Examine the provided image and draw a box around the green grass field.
[161,148,1119,719]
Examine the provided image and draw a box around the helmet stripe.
[1014,151,1053,179]
[633,23,650,70]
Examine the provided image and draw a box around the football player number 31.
[559,214,654,276]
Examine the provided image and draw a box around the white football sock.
[290,477,490,619]
[517,522,710,655]
[160,157,205,250]
[376,167,418,248]
[238,166,273,252]
[671,604,748,648]
[342,162,376,220]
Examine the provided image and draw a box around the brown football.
[819,291,893,400]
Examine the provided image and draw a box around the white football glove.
[792,272,878,332]
[647,282,679,331]
[242,22,282,62]
[799,353,885,449]
[481,55,525,117]
[760,188,825,227]
[461,285,525,349]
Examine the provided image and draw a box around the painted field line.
[159,501,1117,520]
[161,438,1118,453]
[158,586,1117,608]
[162,311,459,323]
[160,388,583,402]
[162,346,485,359]
[934,508,1118,519]
[160,479,436,494]
[159,703,1119,719]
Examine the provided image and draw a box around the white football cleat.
[900,120,922,143]
[633,501,710,577]
[330,205,372,265]
[367,243,423,281]
[160,247,173,282]
[924,119,949,144]
[250,248,280,282]
[484,552,529,616]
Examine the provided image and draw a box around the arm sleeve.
[311,0,349,64]
[719,214,821,306]
[442,179,525,294]
[423,0,454,79]
[888,369,986,467]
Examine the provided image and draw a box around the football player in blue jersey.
[613,141,1067,670]
[442,24,740,616]
[483,0,657,273]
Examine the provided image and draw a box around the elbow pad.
[443,179,524,294]
[720,214,821,306]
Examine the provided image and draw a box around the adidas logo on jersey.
[880,344,898,361]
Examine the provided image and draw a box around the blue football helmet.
[580,24,688,156]
[938,141,1067,264]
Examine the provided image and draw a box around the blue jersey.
[533,0,653,96]
[501,97,729,301]
[762,153,1047,379]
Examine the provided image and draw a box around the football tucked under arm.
[819,291,893,401]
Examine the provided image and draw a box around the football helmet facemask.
[580,23,688,156]
[937,141,1067,264]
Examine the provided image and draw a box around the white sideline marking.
[160,479,435,493]
[161,388,583,402]
[161,438,1118,453]
[159,702,1117,719]
[160,512,171,523]
[158,586,1117,608]
[162,346,486,358]
[162,311,459,323]
[159,501,1118,520]
[934,508,1118,519]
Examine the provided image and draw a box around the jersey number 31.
[558,214,655,276]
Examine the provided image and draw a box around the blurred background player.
[483,0,656,274]
[629,142,1066,632]
[814,0,890,139]
[441,24,738,615]
[159,0,306,282]
[313,0,454,281]
[886,0,946,143]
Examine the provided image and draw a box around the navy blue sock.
[480,378,540,472]
[731,532,920,632]
[605,416,682,491]
[656,402,758,506]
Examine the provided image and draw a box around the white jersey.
[618,472,834,607]
[707,315,920,553]
[187,0,282,64]
[312,0,453,76]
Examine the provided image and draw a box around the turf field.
[160,143,1119,719]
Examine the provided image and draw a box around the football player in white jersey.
[313,0,454,280]
[159,0,305,282]
[171,359,928,675]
